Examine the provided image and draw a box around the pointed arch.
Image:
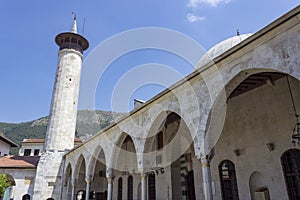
[64,163,72,185]
[74,154,87,181]
[201,68,298,156]
[143,110,195,153]
[87,145,106,178]
[142,111,195,169]
[110,132,138,173]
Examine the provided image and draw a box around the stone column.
[106,167,114,200]
[141,172,147,200]
[71,180,76,200]
[200,156,213,200]
[63,184,69,200]
[107,176,113,200]
[85,178,91,200]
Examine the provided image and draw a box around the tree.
[0,174,10,197]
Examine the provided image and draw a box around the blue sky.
[0,1,299,123]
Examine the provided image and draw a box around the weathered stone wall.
[44,49,83,151]
[210,76,300,200]
[33,48,84,199]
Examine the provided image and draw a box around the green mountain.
[0,110,126,155]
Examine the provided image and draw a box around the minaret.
[44,14,89,151]
[33,15,89,199]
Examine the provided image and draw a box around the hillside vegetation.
[0,110,126,155]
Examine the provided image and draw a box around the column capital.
[107,177,113,184]
[199,155,211,167]
[199,150,214,165]
[85,176,92,183]
[106,167,114,183]
[141,172,147,179]
[140,169,148,178]
[106,168,114,177]
[106,172,114,181]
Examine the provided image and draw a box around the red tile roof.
[0,155,39,168]
[22,139,44,143]
[23,137,82,143]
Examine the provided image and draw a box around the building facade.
[19,138,82,157]
[1,5,300,200]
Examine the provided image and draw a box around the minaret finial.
[55,12,89,53]
[70,12,77,33]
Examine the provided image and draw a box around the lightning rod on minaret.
[72,12,76,20]
[82,17,86,35]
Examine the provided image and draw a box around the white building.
[19,138,82,156]
[0,138,81,200]
[0,135,17,157]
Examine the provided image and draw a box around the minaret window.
[71,38,77,43]
[64,37,70,43]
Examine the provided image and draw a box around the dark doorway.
[187,170,196,200]
[148,173,156,200]
[281,149,300,200]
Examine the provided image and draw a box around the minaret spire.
[55,13,89,53]
[70,12,77,33]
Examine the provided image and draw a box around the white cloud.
[188,0,232,8]
[186,13,206,23]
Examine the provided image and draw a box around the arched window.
[281,149,300,200]
[219,160,239,200]
[22,194,30,200]
[118,177,123,200]
[157,131,163,150]
[127,175,133,200]
[148,173,156,200]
